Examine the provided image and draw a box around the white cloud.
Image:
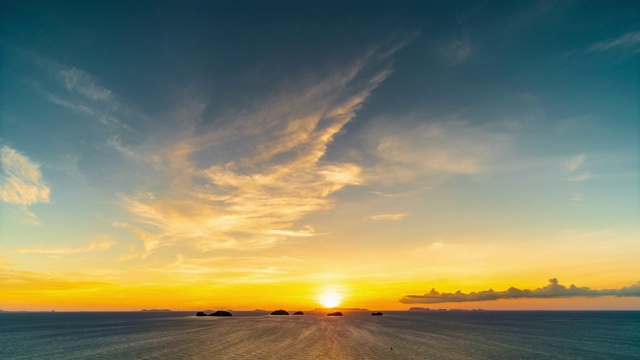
[0,146,50,222]
[46,93,122,127]
[59,67,112,100]
[565,154,585,173]
[565,154,592,181]
[589,31,640,54]
[35,60,133,131]
[107,136,149,161]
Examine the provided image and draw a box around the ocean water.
[1,311,639,359]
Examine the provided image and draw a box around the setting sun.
[319,292,343,308]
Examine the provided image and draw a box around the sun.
[319,292,342,308]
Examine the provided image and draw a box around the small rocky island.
[371,312,383,316]
[327,311,343,316]
[293,311,304,315]
[270,309,289,315]
[196,310,232,317]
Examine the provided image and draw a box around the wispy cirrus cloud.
[0,267,115,292]
[434,25,476,65]
[565,154,591,181]
[588,31,640,54]
[15,238,115,255]
[440,35,475,65]
[118,43,409,253]
[45,93,123,128]
[400,278,640,304]
[565,154,585,173]
[0,146,50,224]
[370,186,433,198]
[367,120,513,184]
[33,57,133,131]
[107,136,150,161]
[59,67,113,100]
[145,254,305,284]
[370,212,410,221]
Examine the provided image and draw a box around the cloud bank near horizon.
[400,278,640,304]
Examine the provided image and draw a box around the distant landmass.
[313,307,369,311]
[327,311,343,316]
[408,307,486,312]
[141,309,172,312]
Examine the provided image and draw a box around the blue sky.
[1,1,639,310]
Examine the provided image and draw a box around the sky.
[1,0,639,311]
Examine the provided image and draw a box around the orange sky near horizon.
[3,279,640,312]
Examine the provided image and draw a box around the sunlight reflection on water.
[1,311,639,359]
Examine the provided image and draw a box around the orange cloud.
[118,45,406,253]
[15,238,115,255]
[0,145,50,223]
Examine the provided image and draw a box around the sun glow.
[319,291,343,308]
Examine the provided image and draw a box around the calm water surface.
[1,311,639,359]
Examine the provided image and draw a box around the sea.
[1,311,639,359]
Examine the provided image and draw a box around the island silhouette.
[196,310,232,316]
[270,309,289,315]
